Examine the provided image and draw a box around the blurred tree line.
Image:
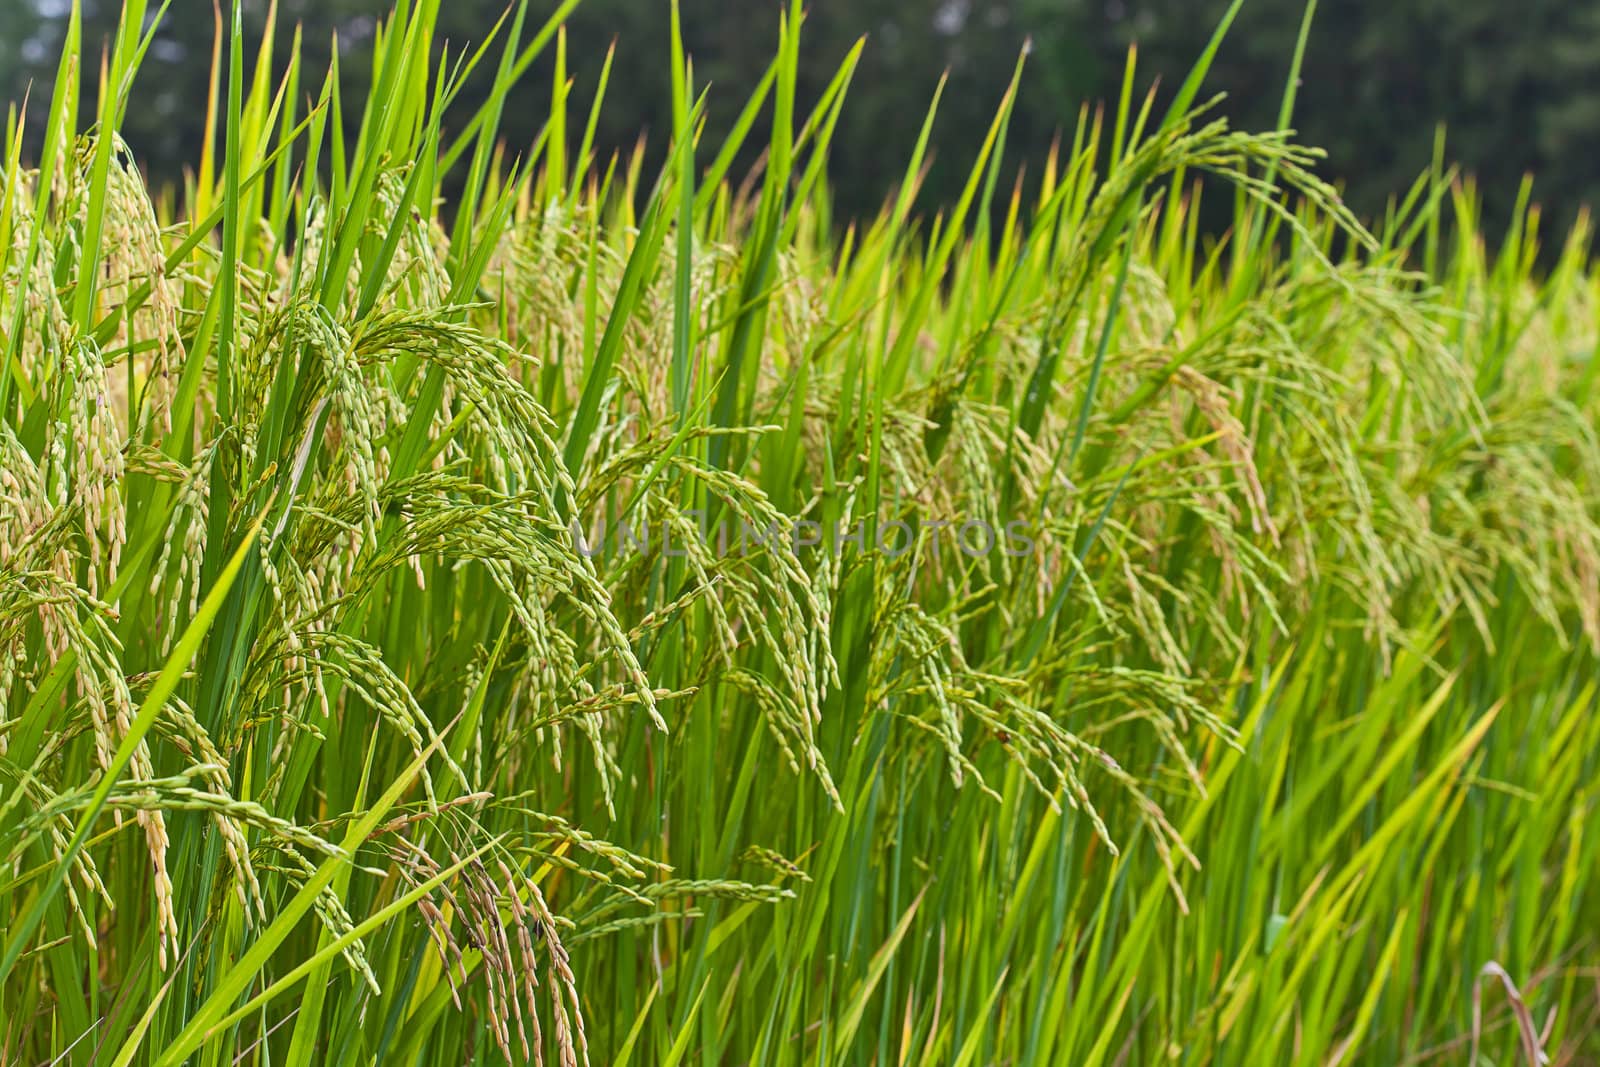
[3,0,1598,240]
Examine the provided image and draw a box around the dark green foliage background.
[5,0,1598,241]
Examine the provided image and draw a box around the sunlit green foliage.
[1,2,1597,1064]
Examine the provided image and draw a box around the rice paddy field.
[2,0,1599,1063]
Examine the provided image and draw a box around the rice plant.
[2,1,1597,1063]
